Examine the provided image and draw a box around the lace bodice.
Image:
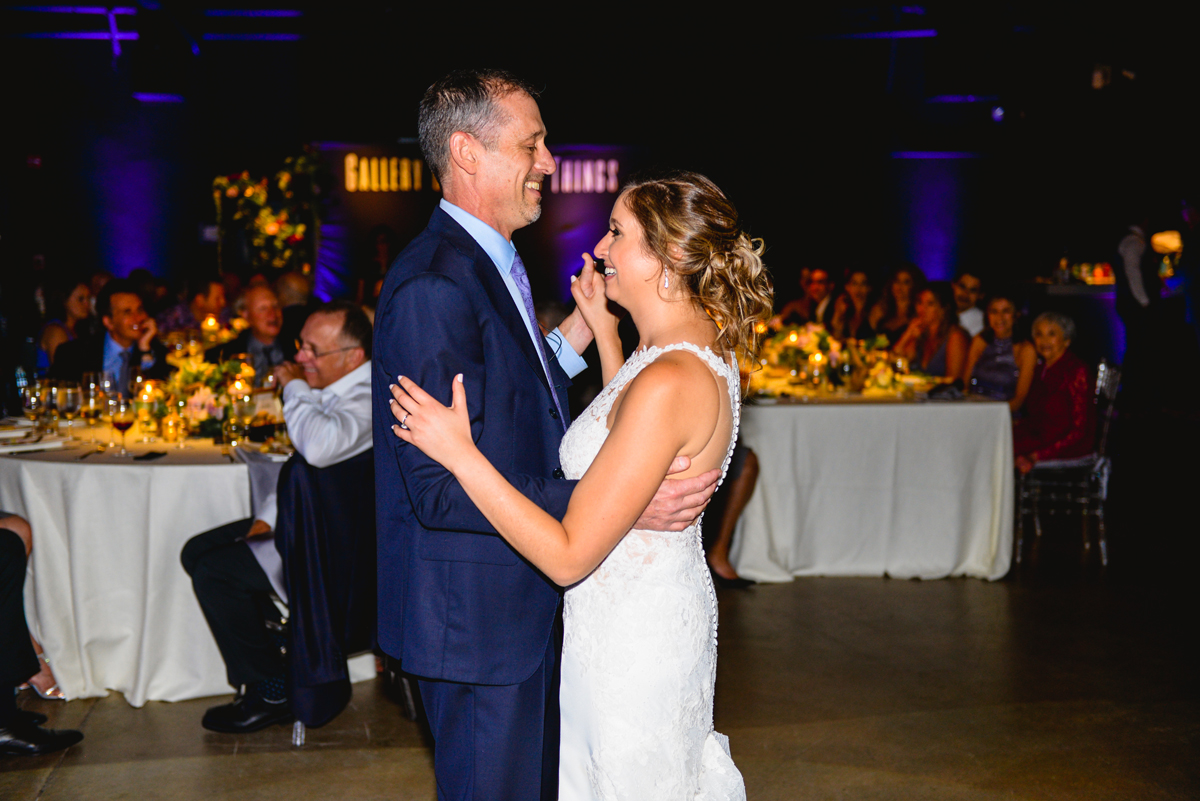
[557,342,746,800]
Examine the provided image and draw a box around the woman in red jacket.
[1013,311,1095,473]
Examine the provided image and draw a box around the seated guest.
[50,279,172,393]
[893,282,970,381]
[157,275,228,333]
[0,516,63,701]
[0,517,82,756]
[181,300,372,733]
[38,277,92,373]
[965,293,1037,411]
[828,268,875,341]
[205,286,296,381]
[952,270,986,337]
[276,271,316,349]
[1013,312,1095,474]
[869,263,927,344]
[703,443,758,589]
[777,267,834,326]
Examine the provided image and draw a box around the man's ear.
[448,131,480,176]
[101,315,115,334]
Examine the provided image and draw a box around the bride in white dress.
[388,171,773,800]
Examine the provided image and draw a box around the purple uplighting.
[133,93,185,103]
[891,151,980,160]
[828,29,938,40]
[13,5,136,13]
[927,95,999,104]
[18,31,137,39]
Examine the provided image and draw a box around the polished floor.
[2,560,1195,800]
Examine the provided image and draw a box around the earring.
[664,272,670,289]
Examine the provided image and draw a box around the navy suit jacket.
[374,208,576,686]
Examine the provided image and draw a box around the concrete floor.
[3,569,1194,800]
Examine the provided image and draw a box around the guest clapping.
[869,263,926,344]
[893,282,970,381]
[965,293,1036,411]
[828,268,875,341]
[1013,312,1095,474]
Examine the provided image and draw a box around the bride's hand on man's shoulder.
[388,374,476,472]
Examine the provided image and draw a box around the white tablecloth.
[730,400,1013,582]
[0,438,249,706]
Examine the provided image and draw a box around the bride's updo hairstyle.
[620,171,774,362]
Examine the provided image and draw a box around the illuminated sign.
[344,153,438,193]
[550,158,620,194]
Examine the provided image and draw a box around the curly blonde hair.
[621,171,774,362]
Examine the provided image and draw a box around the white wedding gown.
[557,342,746,801]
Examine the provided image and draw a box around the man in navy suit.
[373,70,719,800]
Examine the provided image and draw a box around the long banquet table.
[0,435,248,706]
[730,398,1013,582]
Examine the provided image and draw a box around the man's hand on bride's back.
[634,456,721,532]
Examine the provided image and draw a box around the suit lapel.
[430,210,555,401]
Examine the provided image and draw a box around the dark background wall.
[2,4,1196,306]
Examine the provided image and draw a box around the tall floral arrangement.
[212,147,322,274]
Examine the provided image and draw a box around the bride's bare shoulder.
[615,350,721,424]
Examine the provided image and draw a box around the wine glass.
[98,372,118,449]
[20,383,44,433]
[80,380,104,446]
[110,397,136,458]
[57,382,81,440]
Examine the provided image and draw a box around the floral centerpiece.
[747,323,845,397]
[162,356,256,438]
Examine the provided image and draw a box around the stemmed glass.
[20,383,45,433]
[110,397,136,458]
[80,373,104,446]
[98,372,118,449]
[57,382,81,439]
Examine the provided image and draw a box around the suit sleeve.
[377,270,575,535]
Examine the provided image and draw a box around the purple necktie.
[511,253,566,430]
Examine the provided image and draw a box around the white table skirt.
[730,401,1013,582]
[0,441,249,706]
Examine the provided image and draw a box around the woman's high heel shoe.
[19,653,65,701]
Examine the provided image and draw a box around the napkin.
[0,437,67,455]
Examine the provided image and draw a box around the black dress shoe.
[202,692,292,734]
[0,721,83,756]
[18,710,48,726]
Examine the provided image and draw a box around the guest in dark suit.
[777,267,835,326]
[0,517,82,757]
[205,286,296,381]
[49,279,172,394]
[373,69,718,801]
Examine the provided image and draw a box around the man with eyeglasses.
[181,300,373,733]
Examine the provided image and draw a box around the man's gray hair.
[418,69,539,183]
[1033,310,1076,342]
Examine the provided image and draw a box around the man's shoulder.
[390,210,483,281]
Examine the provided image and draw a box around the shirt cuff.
[255,494,278,531]
[547,327,588,379]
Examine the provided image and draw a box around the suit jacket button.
[549,407,559,419]
[552,468,565,479]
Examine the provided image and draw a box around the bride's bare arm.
[389,359,720,586]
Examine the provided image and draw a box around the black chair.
[1014,359,1120,569]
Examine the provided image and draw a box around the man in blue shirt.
[51,279,171,393]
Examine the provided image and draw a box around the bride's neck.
[632,299,718,351]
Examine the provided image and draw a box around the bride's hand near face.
[571,252,624,384]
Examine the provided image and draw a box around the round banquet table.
[730,397,1014,582]
[0,433,249,706]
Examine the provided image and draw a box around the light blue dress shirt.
[439,199,588,379]
[102,333,157,397]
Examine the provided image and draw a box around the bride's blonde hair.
[620,171,774,362]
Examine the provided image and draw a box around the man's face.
[473,91,556,239]
[243,287,282,343]
[103,292,148,346]
[196,282,227,317]
[806,270,831,303]
[294,312,358,389]
[953,274,982,312]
